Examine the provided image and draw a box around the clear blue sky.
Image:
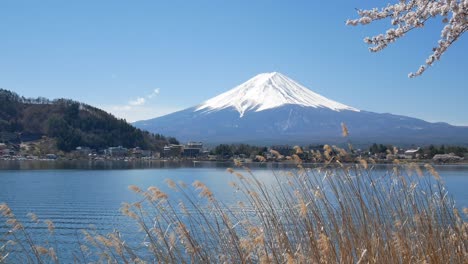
[0,0,466,124]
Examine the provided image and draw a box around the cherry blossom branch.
[347,0,467,77]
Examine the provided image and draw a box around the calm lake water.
[0,160,467,261]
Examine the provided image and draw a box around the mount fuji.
[134,72,468,146]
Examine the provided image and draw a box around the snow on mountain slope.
[133,72,468,145]
[196,72,359,117]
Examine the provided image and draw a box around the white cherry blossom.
[347,0,467,77]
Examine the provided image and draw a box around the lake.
[0,161,467,262]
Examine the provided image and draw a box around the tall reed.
[1,160,467,263]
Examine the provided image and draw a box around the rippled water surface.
[0,161,467,262]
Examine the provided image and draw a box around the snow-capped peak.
[196,72,359,117]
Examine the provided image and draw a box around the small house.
[105,146,128,157]
[404,148,420,159]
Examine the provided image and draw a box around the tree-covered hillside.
[0,89,176,151]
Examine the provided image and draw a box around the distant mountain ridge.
[0,89,176,151]
[134,72,468,146]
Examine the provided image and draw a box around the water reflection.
[0,160,328,170]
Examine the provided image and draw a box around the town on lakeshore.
[0,139,466,164]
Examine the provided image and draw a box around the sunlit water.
[0,161,467,262]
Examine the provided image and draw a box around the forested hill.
[0,89,177,151]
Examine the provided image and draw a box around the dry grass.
[1,158,467,263]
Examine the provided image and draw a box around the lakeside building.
[162,142,205,158]
[404,148,421,159]
[163,145,184,157]
[75,146,92,157]
[105,146,128,157]
[183,142,204,158]
[0,148,15,156]
[183,147,201,158]
[186,142,203,149]
[132,147,155,158]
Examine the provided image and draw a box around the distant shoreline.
[1,159,467,171]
